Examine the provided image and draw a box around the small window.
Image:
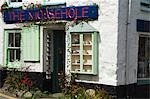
[140,0,150,12]
[68,22,98,75]
[10,0,22,2]
[70,32,98,75]
[4,30,21,68]
[43,0,66,6]
[7,0,22,8]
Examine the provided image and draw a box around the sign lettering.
[4,5,98,24]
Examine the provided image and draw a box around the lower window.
[137,35,150,80]
[4,30,21,67]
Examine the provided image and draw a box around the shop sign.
[137,19,150,32]
[4,5,98,24]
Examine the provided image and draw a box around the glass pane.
[15,33,21,47]
[8,33,14,47]
[11,0,22,2]
[138,36,150,78]
[138,37,146,61]
[83,34,92,72]
[83,34,92,45]
[72,34,80,44]
[16,49,21,61]
[11,0,17,2]
[9,49,15,62]
[18,0,22,2]
[71,33,80,72]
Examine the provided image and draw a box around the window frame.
[4,29,22,68]
[137,34,150,84]
[42,0,66,6]
[140,0,150,12]
[70,32,98,75]
[6,0,23,8]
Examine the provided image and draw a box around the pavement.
[0,93,17,99]
[0,92,63,99]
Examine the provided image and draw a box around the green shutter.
[22,25,40,61]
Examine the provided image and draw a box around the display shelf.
[72,44,80,46]
[70,33,97,74]
[69,22,98,75]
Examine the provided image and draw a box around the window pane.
[8,33,14,47]
[16,49,21,61]
[138,36,150,78]
[11,0,16,2]
[15,33,21,47]
[11,0,22,2]
[138,37,146,61]
[18,0,22,2]
[9,49,15,62]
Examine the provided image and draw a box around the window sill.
[137,78,150,85]
[141,7,150,12]
[71,71,97,75]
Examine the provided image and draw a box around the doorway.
[52,30,65,93]
[43,28,65,93]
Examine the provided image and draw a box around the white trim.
[75,79,101,84]
[138,78,150,80]
[139,33,150,36]
[40,26,44,72]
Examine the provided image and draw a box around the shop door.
[52,30,65,93]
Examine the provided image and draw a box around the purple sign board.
[3,5,98,24]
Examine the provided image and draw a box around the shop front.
[1,4,98,92]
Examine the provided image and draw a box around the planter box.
[0,70,7,88]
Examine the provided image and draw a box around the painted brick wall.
[66,0,119,86]
[0,1,43,72]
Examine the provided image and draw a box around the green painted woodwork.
[70,32,98,75]
[69,22,98,33]
[4,30,8,67]
[93,32,98,74]
[22,25,40,62]
[52,30,65,93]
[80,34,83,72]
[69,22,98,75]
[4,29,21,68]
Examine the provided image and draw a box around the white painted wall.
[0,1,43,72]
[66,0,119,86]
[1,0,149,86]
[117,0,150,85]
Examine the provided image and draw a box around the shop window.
[4,30,21,67]
[69,22,98,75]
[138,35,150,83]
[140,0,150,12]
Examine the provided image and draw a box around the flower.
[20,75,33,87]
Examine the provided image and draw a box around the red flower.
[20,76,33,87]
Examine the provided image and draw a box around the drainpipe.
[125,0,132,98]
